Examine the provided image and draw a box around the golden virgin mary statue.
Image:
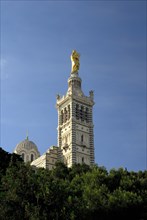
[70,50,80,73]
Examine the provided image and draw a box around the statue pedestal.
[70,71,78,78]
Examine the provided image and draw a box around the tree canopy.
[0,148,147,220]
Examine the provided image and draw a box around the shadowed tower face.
[56,50,95,167]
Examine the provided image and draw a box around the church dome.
[14,137,40,163]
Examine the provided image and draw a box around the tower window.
[75,105,89,122]
[68,105,70,120]
[61,110,63,125]
[81,134,84,142]
[76,104,79,119]
[80,106,84,121]
[64,108,67,123]
[85,108,89,123]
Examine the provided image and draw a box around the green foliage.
[0,147,23,180]
[0,148,147,220]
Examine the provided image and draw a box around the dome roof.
[14,137,40,156]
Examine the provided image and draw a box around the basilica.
[14,51,95,170]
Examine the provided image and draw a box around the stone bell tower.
[56,50,95,167]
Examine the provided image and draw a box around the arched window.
[82,157,84,163]
[81,134,84,142]
[68,105,70,120]
[80,106,84,121]
[61,110,63,125]
[31,154,34,162]
[76,104,79,119]
[21,153,25,161]
[64,108,67,123]
[85,107,89,123]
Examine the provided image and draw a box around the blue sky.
[0,0,146,171]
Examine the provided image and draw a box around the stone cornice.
[56,93,94,108]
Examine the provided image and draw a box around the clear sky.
[1,0,146,171]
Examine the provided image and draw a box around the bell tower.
[56,50,95,167]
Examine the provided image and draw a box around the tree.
[0,147,22,180]
[0,148,147,220]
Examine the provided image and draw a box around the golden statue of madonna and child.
[70,50,80,74]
